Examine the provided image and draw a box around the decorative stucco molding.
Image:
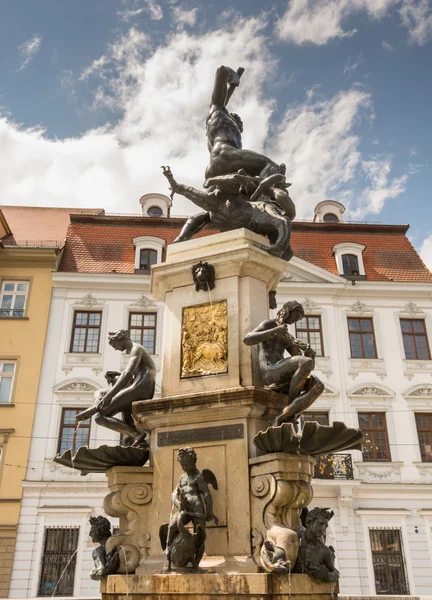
[404,384,432,398]
[54,379,101,393]
[349,385,393,397]
[400,301,425,316]
[346,300,374,315]
[302,298,321,313]
[356,462,402,483]
[75,293,104,308]
[130,295,156,309]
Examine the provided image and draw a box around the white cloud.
[17,33,42,71]
[118,0,163,22]
[420,233,432,271]
[400,0,432,45]
[277,0,397,45]
[172,7,198,26]
[381,40,394,50]
[277,0,432,46]
[0,19,409,220]
[354,156,408,216]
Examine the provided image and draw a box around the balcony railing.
[314,454,354,480]
[0,309,25,318]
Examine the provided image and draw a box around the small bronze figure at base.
[159,447,218,573]
[295,508,340,583]
[89,516,119,581]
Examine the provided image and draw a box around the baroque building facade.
[7,198,432,597]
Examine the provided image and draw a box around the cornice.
[0,246,62,268]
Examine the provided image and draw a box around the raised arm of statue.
[211,66,240,107]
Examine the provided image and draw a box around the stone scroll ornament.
[161,66,297,262]
[54,329,156,474]
[159,447,218,572]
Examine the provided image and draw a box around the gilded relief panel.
[181,301,228,378]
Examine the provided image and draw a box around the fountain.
[55,65,363,600]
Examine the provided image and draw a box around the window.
[400,319,430,360]
[348,318,377,359]
[139,249,158,273]
[58,408,91,455]
[295,316,324,357]
[129,312,156,354]
[0,361,16,403]
[358,413,390,461]
[0,280,28,317]
[415,413,432,462]
[301,412,329,426]
[70,311,101,353]
[342,254,360,276]
[38,527,79,596]
[369,529,410,595]
[323,212,339,222]
[147,206,163,217]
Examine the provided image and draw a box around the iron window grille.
[348,317,377,359]
[400,319,431,360]
[70,311,102,353]
[0,280,28,318]
[38,527,79,596]
[358,412,391,461]
[369,528,410,595]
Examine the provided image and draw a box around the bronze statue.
[162,166,293,260]
[89,516,119,581]
[191,261,216,292]
[159,447,218,572]
[166,66,296,260]
[205,66,281,179]
[76,329,156,446]
[243,301,324,424]
[295,508,340,583]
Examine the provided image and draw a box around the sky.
[0,0,432,266]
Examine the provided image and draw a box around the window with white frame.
[133,236,165,273]
[0,361,16,403]
[332,242,366,277]
[0,280,29,317]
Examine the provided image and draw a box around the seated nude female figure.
[76,329,156,446]
[243,301,324,424]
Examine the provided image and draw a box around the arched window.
[139,249,158,273]
[342,254,360,276]
[147,206,163,217]
[323,213,339,222]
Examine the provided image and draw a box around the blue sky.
[1,0,432,264]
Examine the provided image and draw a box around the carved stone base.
[250,453,315,573]
[101,573,338,600]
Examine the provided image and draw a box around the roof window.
[333,242,366,279]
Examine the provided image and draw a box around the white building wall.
[9,255,432,597]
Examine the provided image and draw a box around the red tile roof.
[0,206,103,247]
[58,215,432,283]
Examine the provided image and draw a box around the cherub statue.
[76,329,156,447]
[159,447,218,572]
[295,508,340,582]
[243,301,324,426]
[89,516,119,581]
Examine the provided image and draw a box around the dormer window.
[342,254,360,276]
[147,206,163,217]
[139,249,157,273]
[333,242,366,279]
[323,213,339,223]
[133,236,165,274]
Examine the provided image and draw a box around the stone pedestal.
[150,229,287,397]
[101,573,338,600]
